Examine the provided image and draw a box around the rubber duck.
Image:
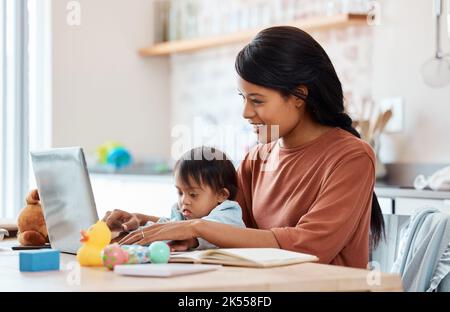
[76,221,111,266]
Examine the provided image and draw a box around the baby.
[141,146,245,249]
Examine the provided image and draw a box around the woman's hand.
[118,220,200,247]
[110,232,129,243]
[168,238,199,251]
[101,209,140,232]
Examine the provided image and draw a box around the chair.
[371,209,450,292]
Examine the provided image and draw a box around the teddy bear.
[17,189,49,246]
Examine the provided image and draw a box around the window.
[0,0,3,217]
[0,0,51,218]
[27,0,52,189]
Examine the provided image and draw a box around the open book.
[169,248,318,268]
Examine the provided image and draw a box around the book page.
[202,248,318,264]
[170,248,318,267]
[170,250,209,262]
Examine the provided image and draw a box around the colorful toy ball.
[96,141,132,169]
[149,241,170,264]
[102,243,129,270]
[107,147,131,169]
[96,141,122,164]
[121,245,150,264]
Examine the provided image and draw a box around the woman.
[104,26,384,268]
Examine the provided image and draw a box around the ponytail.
[307,96,385,248]
[312,110,385,248]
[333,113,385,248]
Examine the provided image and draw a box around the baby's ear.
[217,188,230,203]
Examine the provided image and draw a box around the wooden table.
[0,239,402,292]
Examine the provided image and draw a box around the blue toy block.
[19,249,60,272]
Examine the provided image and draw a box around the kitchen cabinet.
[377,197,394,214]
[376,186,450,216]
[89,173,177,220]
[395,198,450,216]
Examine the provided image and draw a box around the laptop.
[29,147,99,254]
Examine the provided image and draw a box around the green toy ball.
[149,241,170,264]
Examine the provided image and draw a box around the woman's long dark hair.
[235,26,385,248]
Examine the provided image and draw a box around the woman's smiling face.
[238,77,304,144]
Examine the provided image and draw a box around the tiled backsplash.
[170,44,253,163]
[169,1,374,163]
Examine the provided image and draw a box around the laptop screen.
[30,147,99,254]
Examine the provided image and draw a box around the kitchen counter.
[375,163,450,200]
[375,184,450,200]
[88,162,172,176]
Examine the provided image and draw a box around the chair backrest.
[389,209,450,291]
[370,214,410,272]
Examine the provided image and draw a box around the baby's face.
[175,174,225,220]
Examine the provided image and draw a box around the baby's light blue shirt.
[145,200,246,250]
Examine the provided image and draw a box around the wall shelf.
[139,13,370,57]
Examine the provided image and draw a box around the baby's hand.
[168,238,199,251]
[102,209,140,232]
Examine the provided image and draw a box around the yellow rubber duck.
[76,221,111,266]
